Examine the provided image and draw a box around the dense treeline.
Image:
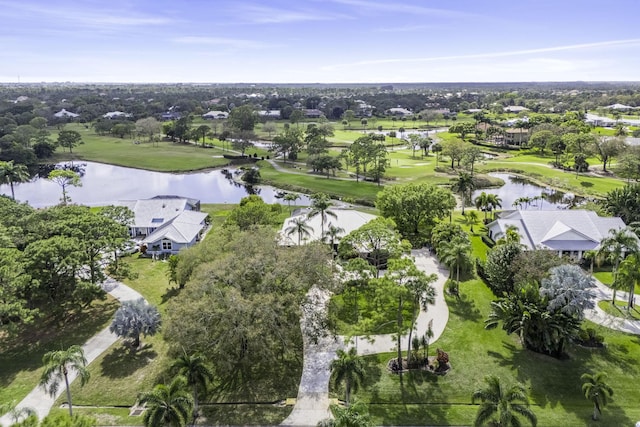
[0,197,130,333]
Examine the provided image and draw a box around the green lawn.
[0,298,119,408]
[598,300,640,321]
[54,124,230,172]
[341,279,640,426]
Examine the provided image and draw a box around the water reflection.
[0,161,309,208]
[472,173,582,210]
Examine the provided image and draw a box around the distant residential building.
[504,128,530,145]
[387,107,413,117]
[304,109,323,118]
[161,111,181,121]
[604,103,635,111]
[503,106,529,113]
[202,110,229,119]
[54,109,80,118]
[103,111,132,119]
[258,110,281,119]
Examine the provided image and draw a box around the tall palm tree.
[438,235,471,296]
[139,376,194,427]
[597,227,639,304]
[330,347,366,406]
[0,160,30,200]
[171,351,214,420]
[40,345,90,417]
[581,372,614,421]
[324,223,345,248]
[616,253,640,310]
[472,375,537,427]
[308,193,337,237]
[452,172,474,214]
[285,217,314,245]
[283,192,300,214]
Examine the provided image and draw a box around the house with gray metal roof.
[115,195,206,255]
[487,210,634,259]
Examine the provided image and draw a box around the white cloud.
[173,36,269,49]
[233,3,351,24]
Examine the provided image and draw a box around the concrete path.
[0,278,144,426]
[282,250,450,426]
[584,277,640,335]
[346,249,450,356]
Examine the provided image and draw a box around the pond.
[0,161,310,208]
[471,173,583,210]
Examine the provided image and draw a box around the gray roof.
[488,210,629,251]
[116,196,197,229]
[280,208,376,245]
[144,211,208,245]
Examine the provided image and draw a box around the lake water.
[471,173,580,210]
[0,162,309,208]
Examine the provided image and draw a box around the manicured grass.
[54,124,230,172]
[593,270,613,285]
[342,278,640,426]
[0,298,119,408]
[258,161,382,204]
[598,300,640,321]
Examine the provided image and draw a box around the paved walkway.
[584,277,640,334]
[0,278,144,426]
[282,250,450,426]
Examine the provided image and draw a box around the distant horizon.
[2,0,640,83]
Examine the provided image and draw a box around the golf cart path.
[584,277,640,334]
[0,278,144,426]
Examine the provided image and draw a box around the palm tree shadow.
[161,286,182,304]
[100,343,157,378]
[448,292,482,322]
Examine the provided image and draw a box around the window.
[162,240,172,250]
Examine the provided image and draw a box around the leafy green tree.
[528,130,557,154]
[285,217,314,245]
[308,193,337,237]
[0,160,30,200]
[194,124,211,147]
[139,376,193,427]
[224,195,282,229]
[330,347,366,406]
[40,413,97,427]
[47,169,81,205]
[462,145,484,176]
[581,372,614,421]
[472,375,537,427]
[229,105,256,132]
[604,183,640,223]
[171,351,214,419]
[164,228,335,397]
[262,121,277,137]
[283,192,300,214]
[474,192,502,222]
[110,298,161,349]
[592,136,625,173]
[57,130,82,153]
[273,127,304,162]
[484,242,522,295]
[40,345,90,417]
[376,183,456,241]
[431,222,466,254]
[338,217,408,277]
[441,139,466,168]
[135,117,162,143]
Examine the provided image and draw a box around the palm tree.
[171,351,214,420]
[308,193,337,237]
[475,192,490,221]
[283,192,300,214]
[329,401,373,427]
[330,347,366,406]
[0,160,30,200]
[472,375,537,427]
[285,217,313,245]
[40,345,90,417]
[581,372,614,421]
[139,376,194,427]
[597,227,639,304]
[324,223,345,248]
[616,253,640,310]
[438,235,472,296]
[496,225,521,245]
[452,171,474,214]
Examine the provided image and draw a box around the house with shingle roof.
[115,195,207,254]
[487,210,634,259]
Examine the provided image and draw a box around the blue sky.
[1,0,639,83]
